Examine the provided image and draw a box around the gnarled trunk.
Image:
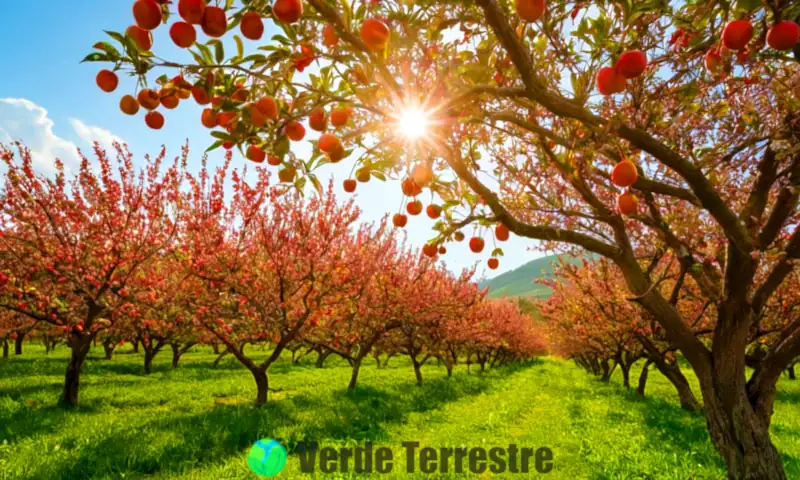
[315,348,331,368]
[636,360,652,396]
[14,332,25,355]
[619,360,631,388]
[657,360,701,412]
[62,334,92,407]
[143,342,164,374]
[348,358,362,391]
[2,339,8,359]
[599,359,616,382]
[171,344,181,369]
[103,341,116,360]
[251,367,269,405]
[213,349,229,367]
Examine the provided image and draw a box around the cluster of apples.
[706,18,799,74]
[596,50,648,95]
[610,160,639,216]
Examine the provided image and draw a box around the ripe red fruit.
[330,107,351,127]
[170,21,196,48]
[406,200,423,216]
[617,192,638,216]
[202,6,227,37]
[705,50,722,74]
[267,156,282,166]
[596,67,626,95]
[96,70,118,93]
[611,160,638,187]
[495,224,510,241]
[360,19,390,52]
[126,25,153,51]
[192,87,210,105]
[615,50,647,79]
[411,163,433,187]
[279,167,297,183]
[246,145,266,163]
[223,141,235,150]
[422,244,438,258]
[285,121,305,141]
[145,111,164,130]
[133,0,163,30]
[393,213,408,227]
[178,0,205,24]
[256,96,278,119]
[309,107,327,131]
[160,93,179,109]
[767,21,799,51]
[120,95,140,115]
[722,20,753,51]
[247,105,266,127]
[488,258,499,270]
[240,12,264,40]
[426,204,441,219]
[216,111,237,126]
[356,168,371,183]
[343,179,357,193]
[401,178,422,197]
[438,246,447,255]
[318,133,341,153]
[516,0,545,22]
[232,88,249,102]
[469,237,485,253]
[323,24,338,48]
[272,0,303,24]
[137,89,160,110]
[201,108,216,128]
[328,144,346,163]
[454,231,465,242]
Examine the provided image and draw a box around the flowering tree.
[0,142,184,406]
[87,0,800,476]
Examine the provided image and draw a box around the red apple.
[722,20,753,50]
[767,21,799,51]
[596,67,626,95]
[615,50,647,79]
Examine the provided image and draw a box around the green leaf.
[92,42,121,58]
[206,140,224,152]
[735,0,761,12]
[81,53,111,63]
[274,136,290,158]
[371,171,386,181]
[308,174,323,195]
[491,248,504,257]
[196,43,214,64]
[233,34,244,60]
[210,131,238,142]
[212,40,225,64]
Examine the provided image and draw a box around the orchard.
[0,0,796,477]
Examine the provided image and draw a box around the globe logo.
[247,438,287,477]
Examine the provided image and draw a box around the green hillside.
[481,253,586,299]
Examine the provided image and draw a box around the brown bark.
[636,360,652,396]
[413,361,423,385]
[2,339,8,359]
[348,358,362,391]
[14,332,24,355]
[103,341,116,360]
[252,367,269,405]
[61,334,92,407]
[315,348,331,368]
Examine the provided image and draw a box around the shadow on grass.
[24,362,538,479]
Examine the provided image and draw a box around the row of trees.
[83,0,799,476]
[0,142,544,406]
[542,257,799,413]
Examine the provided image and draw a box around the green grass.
[0,345,798,479]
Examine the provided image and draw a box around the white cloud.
[0,98,81,174]
[69,118,125,155]
[0,98,125,177]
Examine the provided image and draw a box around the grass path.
[0,345,798,479]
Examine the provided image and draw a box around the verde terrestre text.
[295,441,554,474]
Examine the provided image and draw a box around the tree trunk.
[213,350,229,367]
[61,334,92,407]
[413,361,423,385]
[315,348,331,368]
[788,364,796,380]
[348,358,362,391]
[375,355,381,368]
[2,339,8,359]
[382,353,394,368]
[14,332,25,355]
[703,389,786,480]
[131,339,140,354]
[143,343,164,374]
[444,359,453,377]
[212,342,220,354]
[658,360,702,411]
[252,367,269,405]
[171,344,181,369]
[103,341,115,360]
[43,336,52,354]
[636,360,652,397]
[619,359,631,388]
[600,359,616,382]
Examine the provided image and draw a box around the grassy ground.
[0,344,798,480]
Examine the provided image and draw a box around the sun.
[397,108,430,139]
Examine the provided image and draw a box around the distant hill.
[480,253,587,299]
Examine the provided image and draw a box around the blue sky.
[0,0,545,281]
